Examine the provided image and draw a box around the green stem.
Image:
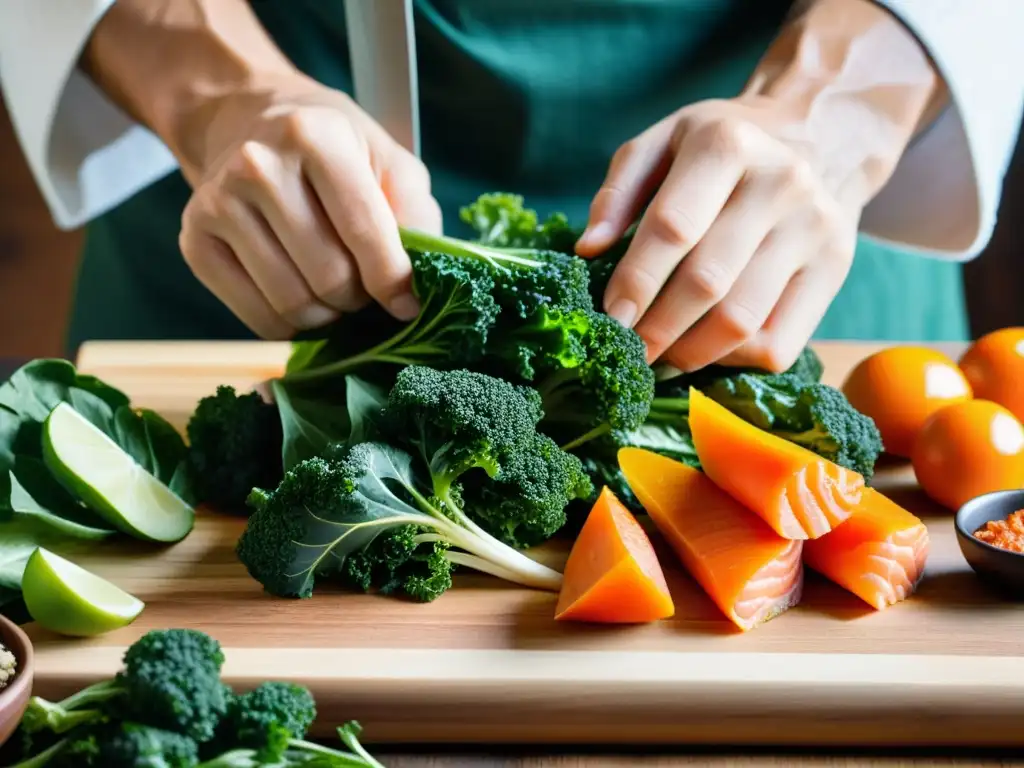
[290,739,378,767]
[58,680,121,711]
[560,423,611,452]
[7,739,68,768]
[399,227,543,269]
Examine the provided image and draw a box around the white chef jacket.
[0,0,1021,263]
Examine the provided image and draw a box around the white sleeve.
[862,0,1024,261]
[0,0,179,231]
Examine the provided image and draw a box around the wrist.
[739,0,947,208]
[81,0,299,183]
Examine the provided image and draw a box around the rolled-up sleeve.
[0,0,179,231]
[864,0,1024,261]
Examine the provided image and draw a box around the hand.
[578,97,860,374]
[178,73,442,340]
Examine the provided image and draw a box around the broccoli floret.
[236,368,591,600]
[383,366,592,546]
[338,524,455,602]
[20,629,230,744]
[535,311,655,451]
[208,682,314,763]
[186,386,284,514]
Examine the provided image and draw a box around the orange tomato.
[842,347,972,458]
[911,400,1024,511]
[959,327,1024,423]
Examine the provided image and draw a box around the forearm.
[740,0,948,208]
[81,0,298,183]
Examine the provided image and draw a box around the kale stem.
[291,738,379,767]
[7,739,68,768]
[560,423,611,452]
[444,551,524,583]
[399,227,544,269]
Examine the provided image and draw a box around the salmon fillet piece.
[803,488,930,610]
[619,448,804,631]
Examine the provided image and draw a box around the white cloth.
[0,0,1021,263]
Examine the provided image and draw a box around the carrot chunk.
[688,388,864,540]
[619,447,803,631]
[554,486,675,624]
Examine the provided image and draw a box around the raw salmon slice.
[688,388,864,540]
[803,488,930,610]
[618,447,804,631]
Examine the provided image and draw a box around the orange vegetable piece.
[803,488,929,610]
[618,447,803,631]
[911,399,1024,511]
[842,346,972,457]
[687,388,864,540]
[554,486,675,624]
[959,328,1024,424]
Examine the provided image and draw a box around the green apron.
[67,0,969,353]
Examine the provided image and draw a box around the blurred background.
[1,98,1021,360]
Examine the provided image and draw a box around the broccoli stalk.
[237,367,594,599]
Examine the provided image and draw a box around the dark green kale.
[185,386,284,514]
[459,192,579,253]
[338,524,454,603]
[535,311,655,452]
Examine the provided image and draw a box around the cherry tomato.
[842,347,972,458]
[959,327,1024,423]
[911,400,1024,511]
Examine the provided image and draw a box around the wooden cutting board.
[22,341,1024,748]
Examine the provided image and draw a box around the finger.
[601,126,747,329]
[577,121,674,256]
[719,263,846,372]
[218,200,340,331]
[629,172,785,362]
[302,130,418,321]
[179,231,294,340]
[660,229,800,372]
[382,153,444,235]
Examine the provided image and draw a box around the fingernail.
[578,222,616,251]
[390,293,420,321]
[606,298,638,328]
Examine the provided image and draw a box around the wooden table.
[5,345,1024,766]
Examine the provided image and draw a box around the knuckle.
[230,141,271,185]
[647,205,698,249]
[612,138,642,167]
[618,262,662,303]
[313,260,356,304]
[777,158,817,196]
[680,260,730,303]
[699,118,749,157]
[714,302,762,341]
[281,110,315,149]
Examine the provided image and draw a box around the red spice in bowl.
[974,508,1024,554]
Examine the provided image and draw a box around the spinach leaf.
[3,457,114,540]
[111,406,194,501]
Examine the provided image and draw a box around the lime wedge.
[42,402,194,543]
[22,547,145,637]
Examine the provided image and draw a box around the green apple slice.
[22,547,144,637]
[42,402,194,543]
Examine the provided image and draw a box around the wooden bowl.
[0,615,33,749]
[955,489,1024,598]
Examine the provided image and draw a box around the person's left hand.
[576,96,863,374]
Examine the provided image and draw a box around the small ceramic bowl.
[955,489,1024,598]
[0,615,33,750]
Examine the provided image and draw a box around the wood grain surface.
[21,341,1024,750]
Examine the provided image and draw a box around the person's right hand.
[177,72,442,340]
